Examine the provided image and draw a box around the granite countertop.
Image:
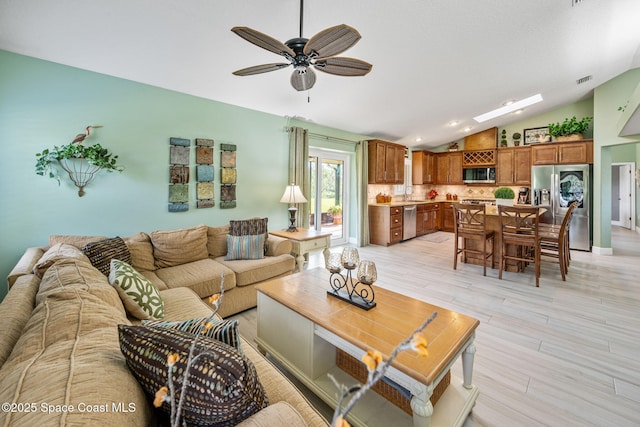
[369,199,443,207]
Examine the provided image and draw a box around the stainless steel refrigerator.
[531,164,592,251]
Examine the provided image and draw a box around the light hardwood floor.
[231,226,640,427]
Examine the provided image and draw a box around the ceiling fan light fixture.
[291,67,316,91]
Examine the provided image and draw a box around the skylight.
[473,94,543,123]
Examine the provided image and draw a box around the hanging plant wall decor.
[35,125,123,197]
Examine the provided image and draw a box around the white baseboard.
[592,246,613,255]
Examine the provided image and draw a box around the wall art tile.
[169,137,190,212]
[170,165,189,184]
[196,165,214,182]
[196,147,213,165]
[196,138,214,209]
[170,145,190,165]
[220,143,237,209]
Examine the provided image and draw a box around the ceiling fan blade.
[231,26,295,57]
[233,63,291,76]
[303,24,361,58]
[290,67,317,91]
[313,57,373,76]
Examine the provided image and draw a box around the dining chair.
[498,205,541,287]
[453,203,495,276]
[539,201,578,280]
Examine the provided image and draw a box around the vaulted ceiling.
[2,0,639,148]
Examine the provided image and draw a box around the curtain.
[287,127,310,229]
[355,140,370,246]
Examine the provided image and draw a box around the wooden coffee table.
[255,268,480,427]
[269,228,331,272]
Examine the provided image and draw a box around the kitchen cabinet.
[411,150,436,184]
[441,202,455,232]
[423,203,441,234]
[531,140,593,165]
[368,140,406,184]
[464,127,498,151]
[496,146,531,185]
[369,205,403,246]
[436,152,463,185]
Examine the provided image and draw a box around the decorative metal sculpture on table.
[326,247,377,310]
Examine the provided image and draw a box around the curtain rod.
[285,126,361,144]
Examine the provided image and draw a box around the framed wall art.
[168,137,190,212]
[220,143,237,209]
[524,127,550,145]
[195,138,215,208]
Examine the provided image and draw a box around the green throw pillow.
[109,259,164,320]
[142,317,241,351]
[118,325,268,426]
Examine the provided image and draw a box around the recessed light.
[503,100,515,106]
[415,137,423,142]
[474,94,543,123]
[448,120,460,127]
[463,126,473,132]
[513,109,523,115]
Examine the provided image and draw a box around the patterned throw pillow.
[118,325,268,426]
[82,236,132,276]
[142,317,241,351]
[226,234,266,261]
[229,217,269,255]
[109,259,164,320]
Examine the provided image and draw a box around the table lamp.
[280,183,307,232]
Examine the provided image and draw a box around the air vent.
[576,75,592,85]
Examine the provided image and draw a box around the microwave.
[463,167,496,184]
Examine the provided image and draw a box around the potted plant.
[500,129,508,147]
[494,187,515,206]
[548,116,592,142]
[512,132,521,146]
[428,189,439,200]
[35,135,123,196]
[327,205,342,224]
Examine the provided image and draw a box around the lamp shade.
[280,184,308,204]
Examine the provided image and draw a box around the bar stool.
[453,203,495,276]
[539,201,578,280]
[498,205,541,287]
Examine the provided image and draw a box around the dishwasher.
[402,205,417,240]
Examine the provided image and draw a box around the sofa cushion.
[150,224,209,268]
[49,234,107,248]
[32,242,90,278]
[155,258,236,298]
[207,225,230,258]
[214,254,295,287]
[109,259,164,320]
[142,317,241,350]
[118,325,268,426]
[226,234,266,261]
[82,236,132,276]
[36,257,126,317]
[236,401,308,427]
[0,284,150,427]
[124,232,156,271]
[0,275,40,367]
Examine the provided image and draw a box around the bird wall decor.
[72,125,103,144]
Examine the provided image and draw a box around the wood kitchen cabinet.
[496,146,531,185]
[369,205,403,246]
[436,152,463,185]
[531,140,593,165]
[368,140,406,184]
[416,203,440,236]
[441,202,455,232]
[411,150,436,185]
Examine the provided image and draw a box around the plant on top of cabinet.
[500,129,508,147]
[548,116,592,141]
[512,132,521,146]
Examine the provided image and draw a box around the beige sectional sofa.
[7,223,296,318]
[0,224,329,426]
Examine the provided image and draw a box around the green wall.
[0,50,367,301]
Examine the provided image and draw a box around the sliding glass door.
[309,149,349,245]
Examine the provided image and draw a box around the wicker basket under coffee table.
[255,267,480,427]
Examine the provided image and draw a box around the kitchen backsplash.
[368,184,521,203]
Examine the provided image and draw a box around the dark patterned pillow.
[118,325,268,426]
[229,217,268,236]
[82,236,132,276]
[142,317,241,351]
[229,217,268,255]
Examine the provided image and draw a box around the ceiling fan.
[231,0,372,91]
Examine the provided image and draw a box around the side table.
[269,228,331,272]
